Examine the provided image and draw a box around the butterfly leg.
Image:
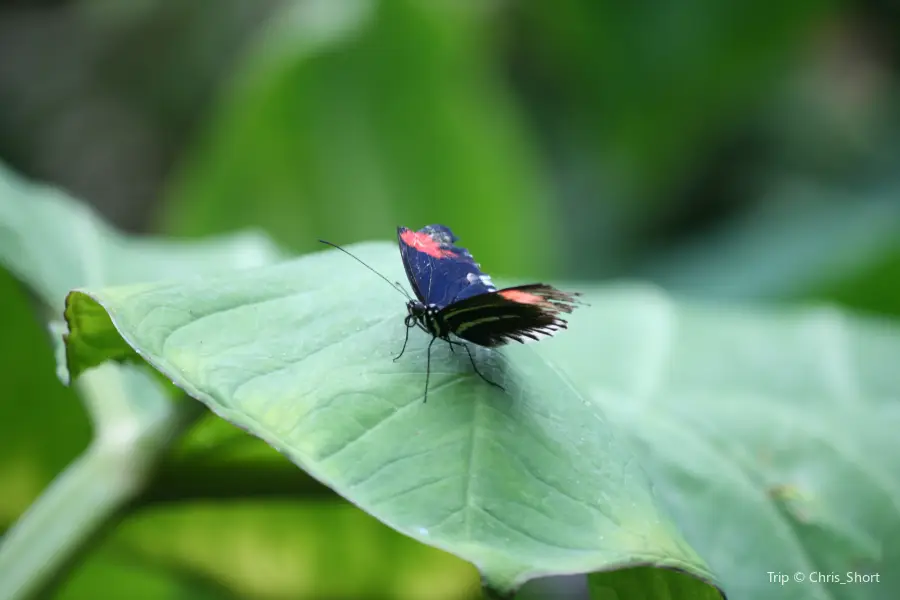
[394,322,412,362]
[422,336,437,403]
[445,339,505,393]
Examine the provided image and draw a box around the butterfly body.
[395,225,581,400]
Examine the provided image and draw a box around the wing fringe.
[441,283,584,347]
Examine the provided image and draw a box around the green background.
[1,0,899,599]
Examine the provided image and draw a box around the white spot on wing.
[466,272,496,290]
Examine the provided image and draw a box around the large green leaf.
[2,162,467,599]
[63,242,719,596]
[538,285,900,600]
[161,0,558,278]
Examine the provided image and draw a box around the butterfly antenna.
[319,240,412,300]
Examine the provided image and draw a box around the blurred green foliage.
[61,502,476,600]
[1,0,899,598]
[162,0,557,278]
[0,272,90,525]
[514,1,834,197]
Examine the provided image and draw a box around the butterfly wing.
[439,283,581,347]
[397,225,497,307]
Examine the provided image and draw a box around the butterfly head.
[405,300,443,337]
[404,300,425,328]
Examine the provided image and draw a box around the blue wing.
[397,225,497,308]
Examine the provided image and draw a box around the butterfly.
[320,224,582,402]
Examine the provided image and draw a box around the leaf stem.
[0,367,203,600]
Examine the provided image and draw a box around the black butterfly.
[321,225,582,401]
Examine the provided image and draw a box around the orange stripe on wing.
[499,289,546,305]
[400,229,457,259]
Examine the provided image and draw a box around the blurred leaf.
[162,0,558,278]
[57,545,234,600]
[811,246,900,317]
[0,272,90,525]
[589,566,723,600]
[64,242,718,596]
[509,0,838,278]
[0,162,284,311]
[171,413,285,461]
[804,183,900,316]
[103,501,478,600]
[540,284,900,600]
[637,182,900,315]
[515,0,834,200]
